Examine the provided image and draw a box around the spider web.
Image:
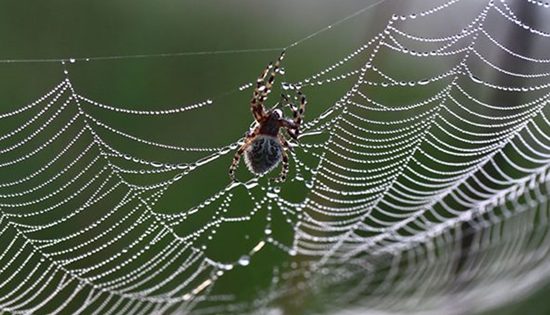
[1,0,550,314]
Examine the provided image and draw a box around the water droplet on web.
[266,191,278,198]
[305,180,314,189]
[278,67,286,75]
[265,228,272,235]
[151,161,163,168]
[196,154,217,166]
[206,99,213,105]
[282,82,290,90]
[471,75,484,84]
[223,264,234,270]
[238,255,250,266]
[244,178,259,189]
[227,181,240,190]
[69,58,76,63]
[218,146,231,155]
[418,79,430,85]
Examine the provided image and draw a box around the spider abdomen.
[244,135,282,175]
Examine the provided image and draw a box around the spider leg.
[275,135,291,183]
[250,51,286,122]
[280,119,299,141]
[279,91,306,140]
[262,50,285,99]
[278,133,294,152]
[250,63,272,121]
[229,128,259,181]
[288,91,307,139]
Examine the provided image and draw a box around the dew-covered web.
[1,0,550,314]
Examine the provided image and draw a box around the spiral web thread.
[0,0,550,314]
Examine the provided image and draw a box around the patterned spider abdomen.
[244,135,282,174]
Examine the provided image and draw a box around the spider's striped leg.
[280,119,299,141]
[250,51,286,122]
[250,63,273,121]
[287,91,307,139]
[229,128,258,181]
[275,135,291,183]
[229,142,250,182]
[261,50,285,99]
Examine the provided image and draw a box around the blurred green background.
[0,0,549,314]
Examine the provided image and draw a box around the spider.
[229,50,307,183]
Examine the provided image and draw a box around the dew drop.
[471,75,484,84]
[151,161,164,168]
[196,154,217,166]
[244,178,259,189]
[69,58,76,63]
[238,255,250,266]
[266,192,278,198]
[218,146,231,155]
[418,79,430,85]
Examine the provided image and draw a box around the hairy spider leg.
[275,134,291,182]
[261,50,285,100]
[250,50,285,122]
[229,127,259,181]
[250,64,271,122]
[281,92,307,140]
[294,91,307,126]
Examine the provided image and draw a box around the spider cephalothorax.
[229,51,307,182]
